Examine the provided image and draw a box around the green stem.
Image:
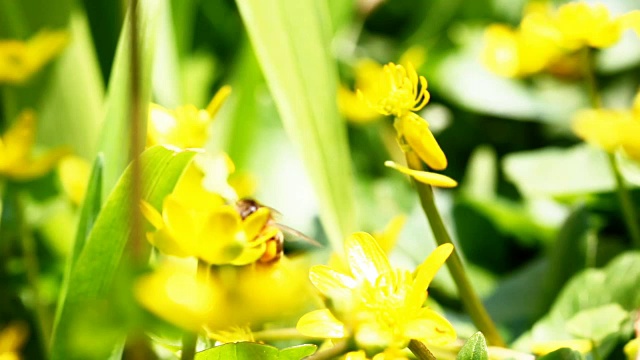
[13,192,51,349]
[582,48,640,248]
[408,339,436,360]
[305,339,350,360]
[405,153,505,347]
[181,261,209,360]
[608,154,640,248]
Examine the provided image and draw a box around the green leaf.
[51,154,103,335]
[195,343,318,360]
[38,10,104,159]
[98,0,161,200]
[518,251,640,358]
[456,332,489,360]
[235,0,356,250]
[195,342,279,360]
[537,348,584,360]
[278,344,317,360]
[503,144,615,199]
[50,146,195,360]
[566,304,629,343]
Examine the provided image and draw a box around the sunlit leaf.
[236,0,356,250]
[97,0,161,200]
[50,146,195,360]
[566,304,628,343]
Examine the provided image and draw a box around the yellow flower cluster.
[573,90,640,161]
[297,232,456,356]
[357,62,457,188]
[0,30,68,84]
[482,2,640,78]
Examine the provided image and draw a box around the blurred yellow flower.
[0,321,28,360]
[572,91,640,161]
[135,258,311,333]
[555,2,622,50]
[0,30,68,84]
[0,110,69,181]
[147,85,231,149]
[482,2,638,78]
[134,262,217,332]
[57,155,91,205]
[384,161,457,188]
[297,232,456,352]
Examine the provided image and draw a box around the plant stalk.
[405,152,505,347]
[583,48,640,248]
[305,340,350,360]
[181,260,209,360]
[408,339,436,360]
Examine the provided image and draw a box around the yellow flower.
[147,86,231,149]
[339,47,427,124]
[357,63,429,118]
[135,258,311,333]
[0,322,28,360]
[134,262,218,332]
[0,110,69,181]
[297,232,456,352]
[572,91,640,161]
[482,2,637,78]
[0,30,68,84]
[57,155,91,205]
[384,161,457,188]
[555,2,622,50]
[141,197,278,265]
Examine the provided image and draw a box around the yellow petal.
[345,232,392,285]
[344,351,368,360]
[162,195,198,244]
[620,10,640,37]
[373,214,406,254]
[413,244,454,292]
[384,161,457,188]
[243,207,271,240]
[296,309,346,338]
[172,161,225,212]
[205,85,232,118]
[146,228,191,258]
[405,308,456,346]
[139,200,164,230]
[309,265,357,299]
[399,113,447,170]
[199,206,246,264]
[229,242,267,266]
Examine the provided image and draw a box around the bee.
[234,198,320,263]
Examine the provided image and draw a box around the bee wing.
[275,223,322,247]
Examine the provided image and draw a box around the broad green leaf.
[503,144,615,199]
[278,344,317,360]
[38,10,104,159]
[537,348,584,360]
[236,0,356,250]
[51,154,103,334]
[98,0,161,200]
[50,146,195,360]
[195,342,279,360]
[518,251,640,358]
[456,332,489,360]
[566,304,628,343]
[195,343,317,360]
